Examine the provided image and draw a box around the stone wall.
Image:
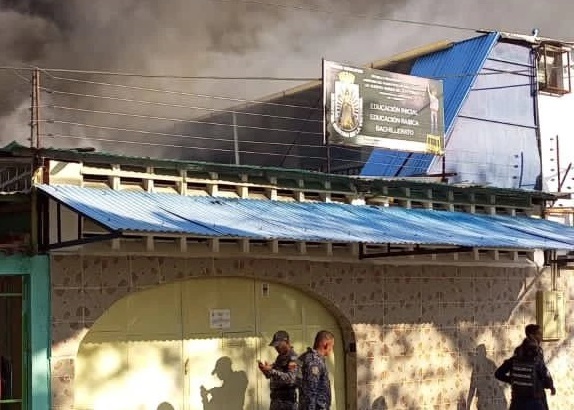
[50,255,574,409]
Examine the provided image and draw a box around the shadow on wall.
[466,344,507,410]
[200,356,248,410]
[157,402,174,410]
[371,396,387,409]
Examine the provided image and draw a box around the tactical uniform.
[298,348,331,410]
[495,346,554,410]
[514,338,554,410]
[265,348,298,410]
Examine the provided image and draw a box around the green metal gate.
[0,275,26,410]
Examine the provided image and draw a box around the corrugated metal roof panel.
[37,185,574,250]
[362,32,500,177]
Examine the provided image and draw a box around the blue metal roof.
[361,32,500,177]
[37,185,574,250]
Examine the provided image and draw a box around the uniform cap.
[269,330,290,346]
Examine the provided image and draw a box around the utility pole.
[30,68,41,148]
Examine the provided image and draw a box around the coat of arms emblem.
[330,70,363,138]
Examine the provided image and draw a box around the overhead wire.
[46,109,323,136]
[37,66,535,131]
[8,68,33,85]
[38,90,531,173]
[40,130,521,172]
[41,72,323,111]
[0,66,317,81]
[211,0,480,32]
[40,119,367,156]
[43,119,328,149]
[42,133,332,161]
[40,87,323,123]
[18,65,534,81]
[27,59,535,178]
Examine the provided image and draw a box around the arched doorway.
[75,277,346,410]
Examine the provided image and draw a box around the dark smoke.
[0,0,573,156]
[0,0,409,153]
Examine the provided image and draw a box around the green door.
[0,276,26,410]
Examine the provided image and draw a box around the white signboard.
[209,309,231,329]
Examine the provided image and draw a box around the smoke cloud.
[0,0,573,157]
[0,0,409,153]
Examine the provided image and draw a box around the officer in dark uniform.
[298,330,335,410]
[495,340,555,410]
[258,330,299,410]
[514,324,555,410]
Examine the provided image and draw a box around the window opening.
[538,44,571,94]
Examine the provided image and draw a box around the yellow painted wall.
[76,278,345,410]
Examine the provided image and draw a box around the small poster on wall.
[209,309,231,329]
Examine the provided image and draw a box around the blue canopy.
[37,184,574,250]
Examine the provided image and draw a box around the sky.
[0,0,573,157]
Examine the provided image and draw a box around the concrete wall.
[50,255,574,409]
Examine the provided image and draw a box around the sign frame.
[323,59,445,155]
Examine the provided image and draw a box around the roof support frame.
[37,189,122,251]
[359,243,474,259]
[43,232,122,251]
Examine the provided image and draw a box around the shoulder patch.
[311,365,320,375]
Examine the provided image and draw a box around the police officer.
[298,330,335,410]
[514,324,555,410]
[495,340,555,410]
[258,330,299,410]
[515,324,545,359]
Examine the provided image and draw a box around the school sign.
[323,60,445,155]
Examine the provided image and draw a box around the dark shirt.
[265,348,298,403]
[298,348,331,410]
[514,338,544,360]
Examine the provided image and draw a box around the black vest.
[510,358,541,398]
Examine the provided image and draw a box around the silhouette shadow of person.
[200,356,248,410]
[371,396,388,409]
[466,344,507,410]
[157,402,174,410]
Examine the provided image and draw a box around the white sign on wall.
[209,309,231,329]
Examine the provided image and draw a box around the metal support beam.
[359,243,474,259]
[42,232,122,251]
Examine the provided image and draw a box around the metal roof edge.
[426,32,500,174]
[33,184,574,250]
[477,29,574,46]
[193,40,455,122]
[446,32,500,135]
[367,40,454,70]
